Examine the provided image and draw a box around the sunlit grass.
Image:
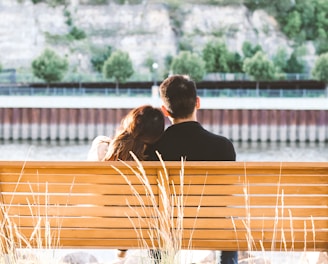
[112,152,196,264]
[0,163,63,264]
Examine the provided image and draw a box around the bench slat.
[1,194,326,206]
[3,205,327,218]
[0,161,327,252]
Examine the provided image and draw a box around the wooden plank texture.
[0,161,327,252]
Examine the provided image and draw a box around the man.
[146,74,237,264]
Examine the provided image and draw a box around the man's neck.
[171,113,197,125]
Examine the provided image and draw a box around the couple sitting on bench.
[88,74,237,264]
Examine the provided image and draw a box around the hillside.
[0,0,317,80]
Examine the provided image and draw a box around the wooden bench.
[0,161,327,253]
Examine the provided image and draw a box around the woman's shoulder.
[87,136,111,161]
[93,135,111,143]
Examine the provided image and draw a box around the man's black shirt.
[145,121,236,161]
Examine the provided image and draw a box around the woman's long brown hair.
[103,105,164,161]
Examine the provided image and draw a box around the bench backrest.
[0,161,327,252]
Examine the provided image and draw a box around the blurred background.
[0,0,327,84]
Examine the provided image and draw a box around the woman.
[103,105,165,161]
[87,105,165,259]
[88,105,165,162]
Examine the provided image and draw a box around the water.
[0,140,326,264]
[1,140,327,161]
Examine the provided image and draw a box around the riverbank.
[1,96,328,142]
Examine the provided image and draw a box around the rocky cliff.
[0,0,316,77]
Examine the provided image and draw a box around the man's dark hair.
[159,75,197,119]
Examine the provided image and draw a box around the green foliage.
[171,51,206,82]
[31,0,68,6]
[0,63,2,73]
[243,51,276,81]
[276,0,328,54]
[203,41,243,73]
[312,52,328,82]
[242,0,328,55]
[63,10,73,26]
[69,26,87,40]
[273,0,294,13]
[242,41,262,59]
[244,0,269,10]
[285,49,305,73]
[316,28,328,54]
[103,50,134,88]
[227,52,243,72]
[202,41,229,72]
[272,47,289,73]
[178,38,194,52]
[32,49,68,83]
[62,9,87,41]
[144,56,157,73]
[91,46,112,73]
[272,47,305,74]
[283,11,302,39]
[162,54,174,79]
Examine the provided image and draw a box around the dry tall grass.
[0,162,63,264]
[114,156,319,264]
[113,152,197,264]
[0,158,320,264]
[232,164,318,264]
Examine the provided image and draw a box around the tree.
[283,11,302,39]
[32,49,68,84]
[272,47,289,78]
[91,46,112,73]
[171,51,205,82]
[103,50,134,94]
[312,52,328,96]
[243,51,276,95]
[316,28,328,54]
[226,52,243,73]
[202,41,230,73]
[286,49,305,73]
[242,41,262,59]
[314,0,328,53]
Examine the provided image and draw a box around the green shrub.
[242,41,263,59]
[312,52,328,83]
[243,51,276,81]
[203,41,229,72]
[63,10,73,26]
[171,51,206,82]
[91,46,113,73]
[103,50,134,92]
[32,49,68,84]
[69,26,87,40]
[286,48,305,73]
